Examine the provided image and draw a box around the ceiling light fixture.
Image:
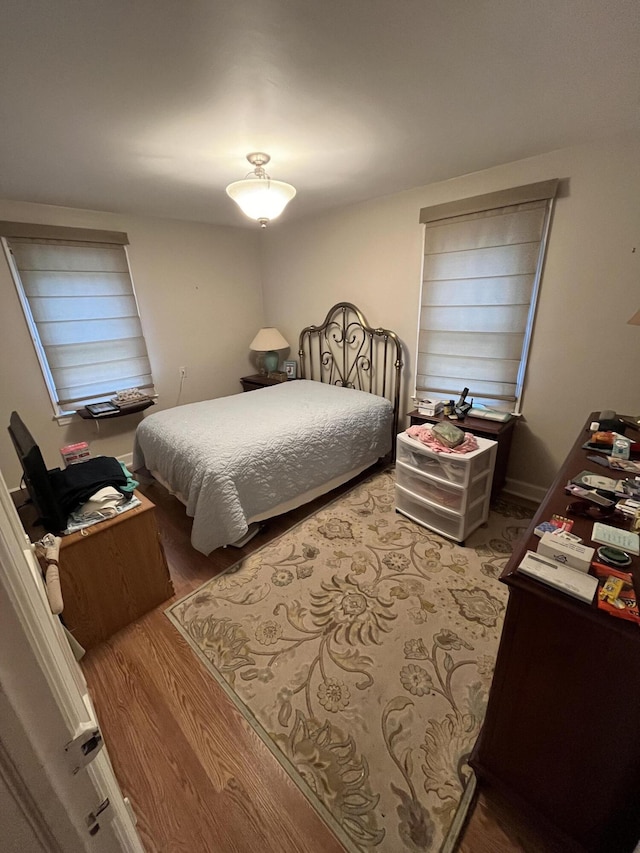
[226,153,296,228]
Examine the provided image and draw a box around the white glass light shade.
[249,327,289,351]
[226,178,296,224]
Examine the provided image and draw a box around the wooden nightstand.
[15,487,174,650]
[240,373,289,392]
[56,492,174,649]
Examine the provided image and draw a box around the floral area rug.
[166,468,533,852]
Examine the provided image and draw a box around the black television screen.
[8,411,68,533]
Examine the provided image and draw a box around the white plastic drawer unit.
[396,431,494,487]
[395,486,488,542]
[395,461,488,512]
[395,430,497,542]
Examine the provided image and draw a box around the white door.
[0,467,144,853]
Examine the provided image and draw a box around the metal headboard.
[298,302,403,449]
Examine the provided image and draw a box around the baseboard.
[503,477,547,505]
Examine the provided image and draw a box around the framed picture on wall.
[284,360,297,379]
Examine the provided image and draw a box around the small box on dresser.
[395,431,497,543]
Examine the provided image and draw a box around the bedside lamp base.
[263,350,279,374]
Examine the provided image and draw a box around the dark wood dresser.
[471,413,640,852]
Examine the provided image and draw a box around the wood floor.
[80,469,552,852]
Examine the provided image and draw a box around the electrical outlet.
[179,366,187,379]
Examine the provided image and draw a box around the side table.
[240,373,291,392]
[407,410,517,498]
[57,492,174,649]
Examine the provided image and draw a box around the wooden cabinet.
[58,492,174,649]
[240,373,292,392]
[395,431,496,542]
[470,414,640,852]
[407,409,516,497]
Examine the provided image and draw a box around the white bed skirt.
[134,381,393,554]
[149,456,376,541]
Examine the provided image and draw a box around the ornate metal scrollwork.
[298,303,403,454]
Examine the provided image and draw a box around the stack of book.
[112,397,151,410]
[110,389,152,410]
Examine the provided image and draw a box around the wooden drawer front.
[59,503,174,649]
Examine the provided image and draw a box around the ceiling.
[1,0,638,228]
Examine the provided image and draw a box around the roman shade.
[3,226,154,411]
[417,179,558,411]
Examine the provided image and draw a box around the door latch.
[86,797,112,836]
[65,724,104,774]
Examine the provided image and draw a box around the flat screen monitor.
[7,411,67,533]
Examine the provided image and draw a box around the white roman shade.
[417,179,558,411]
[3,223,155,411]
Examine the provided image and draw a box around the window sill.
[54,413,75,426]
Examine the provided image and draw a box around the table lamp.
[250,327,289,375]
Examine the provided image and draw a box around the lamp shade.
[226,153,296,227]
[226,178,296,224]
[249,327,289,352]
[628,308,640,326]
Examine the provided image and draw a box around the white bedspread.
[133,380,393,554]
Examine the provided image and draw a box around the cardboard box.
[417,398,445,416]
[60,442,90,466]
[537,532,594,573]
[518,551,598,602]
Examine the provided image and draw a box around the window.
[1,221,155,415]
[416,179,558,412]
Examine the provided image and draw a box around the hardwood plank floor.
[80,468,550,852]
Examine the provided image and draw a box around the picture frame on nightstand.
[284,359,297,379]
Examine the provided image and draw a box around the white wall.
[2,131,638,498]
[0,200,262,487]
[261,131,640,498]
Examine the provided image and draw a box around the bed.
[133,303,403,554]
